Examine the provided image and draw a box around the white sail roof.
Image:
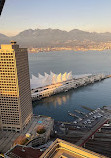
[67,71,72,80]
[44,72,49,77]
[52,74,57,84]
[44,75,51,86]
[50,71,55,77]
[38,73,44,79]
[62,72,67,81]
[30,72,93,89]
[32,74,38,80]
[30,72,87,89]
[57,73,62,82]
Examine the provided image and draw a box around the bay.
[28,50,111,122]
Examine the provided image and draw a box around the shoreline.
[28,48,111,53]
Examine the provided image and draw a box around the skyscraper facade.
[0,41,32,132]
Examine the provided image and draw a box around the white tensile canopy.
[30,72,73,89]
[57,73,62,83]
[52,74,57,84]
[30,71,91,89]
[67,71,73,80]
[62,72,67,81]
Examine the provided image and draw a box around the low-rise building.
[4,145,43,158]
[40,138,107,158]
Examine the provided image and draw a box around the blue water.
[28,50,111,122]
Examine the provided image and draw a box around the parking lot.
[72,108,106,129]
[54,108,109,134]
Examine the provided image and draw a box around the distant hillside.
[0,33,10,43]
[1,29,111,48]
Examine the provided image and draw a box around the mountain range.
[1,29,111,48]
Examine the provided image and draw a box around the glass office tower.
[0,41,32,132]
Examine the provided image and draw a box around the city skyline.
[1,0,111,36]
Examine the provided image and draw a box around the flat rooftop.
[5,145,43,158]
[40,138,107,158]
[0,116,53,153]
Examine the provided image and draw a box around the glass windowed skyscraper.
[0,41,32,132]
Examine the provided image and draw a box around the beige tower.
[0,41,32,132]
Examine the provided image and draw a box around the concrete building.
[32,128,52,147]
[0,41,33,132]
[41,138,107,158]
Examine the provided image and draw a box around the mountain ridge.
[1,29,111,48]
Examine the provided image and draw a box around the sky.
[0,0,111,36]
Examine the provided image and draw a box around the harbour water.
[28,50,111,122]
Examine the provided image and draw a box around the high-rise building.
[0,41,32,132]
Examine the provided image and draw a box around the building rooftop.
[40,138,107,158]
[0,116,54,153]
[5,145,43,158]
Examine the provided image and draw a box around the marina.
[53,106,111,157]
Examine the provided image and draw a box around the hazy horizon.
[1,0,111,36]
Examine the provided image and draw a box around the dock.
[74,110,86,116]
[68,112,81,119]
[81,105,93,112]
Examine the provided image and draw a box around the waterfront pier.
[31,73,107,101]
